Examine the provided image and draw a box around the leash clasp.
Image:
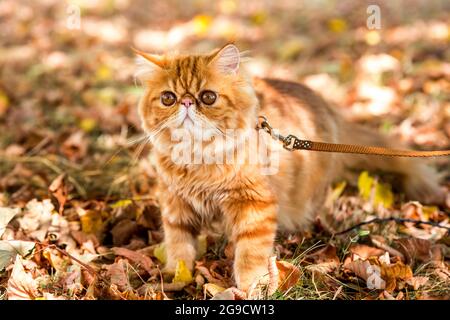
[256,116,286,142]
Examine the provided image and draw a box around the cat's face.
[136,45,258,151]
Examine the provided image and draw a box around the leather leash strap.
[256,116,450,158]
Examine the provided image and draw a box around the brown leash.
[256,116,450,157]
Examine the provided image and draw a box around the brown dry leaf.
[381,261,413,292]
[210,288,236,300]
[349,244,385,260]
[393,238,440,264]
[370,235,405,260]
[111,219,138,246]
[106,259,132,292]
[18,199,54,241]
[204,283,226,297]
[61,131,88,161]
[112,247,153,275]
[0,207,20,237]
[7,255,38,300]
[276,260,301,292]
[212,287,246,300]
[140,282,186,293]
[42,247,68,272]
[48,174,68,215]
[77,208,104,239]
[195,263,228,287]
[306,244,340,274]
[344,258,413,292]
[406,276,429,290]
[344,259,375,284]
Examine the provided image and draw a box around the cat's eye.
[200,90,217,105]
[160,91,177,106]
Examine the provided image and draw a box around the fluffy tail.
[338,122,446,205]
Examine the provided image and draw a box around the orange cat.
[135,44,445,292]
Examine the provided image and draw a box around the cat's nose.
[181,97,194,108]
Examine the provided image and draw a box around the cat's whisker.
[125,134,150,147]
[193,113,235,140]
[130,112,183,164]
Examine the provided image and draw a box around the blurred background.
[0,0,449,203]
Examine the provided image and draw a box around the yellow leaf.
[250,11,267,25]
[374,182,394,208]
[79,118,97,133]
[153,243,166,264]
[278,39,304,61]
[0,91,10,116]
[328,18,347,33]
[331,181,347,201]
[77,209,103,237]
[172,259,193,284]
[95,65,111,82]
[422,206,438,220]
[192,15,212,35]
[110,199,132,209]
[358,171,374,200]
[97,88,115,106]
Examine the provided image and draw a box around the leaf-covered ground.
[0,0,449,300]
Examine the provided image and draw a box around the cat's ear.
[132,47,165,82]
[208,44,240,75]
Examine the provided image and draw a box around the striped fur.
[136,45,445,291]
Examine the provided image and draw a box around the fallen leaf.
[306,244,340,274]
[358,171,374,200]
[111,219,138,246]
[328,18,347,33]
[374,182,394,208]
[393,238,439,264]
[192,14,212,35]
[344,259,380,287]
[48,174,68,215]
[112,247,153,274]
[344,258,413,292]
[349,244,385,260]
[371,235,405,260]
[379,252,391,265]
[106,259,132,292]
[0,207,20,237]
[328,181,347,203]
[153,242,167,264]
[42,247,68,272]
[110,199,133,209]
[204,283,226,297]
[210,288,236,300]
[61,131,88,161]
[7,256,38,300]
[18,199,54,237]
[172,259,193,284]
[276,260,301,292]
[0,240,35,270]
[77,208,104,239]
[195,263,228,287]
[0,90,10,116]
[406,276,429,290]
